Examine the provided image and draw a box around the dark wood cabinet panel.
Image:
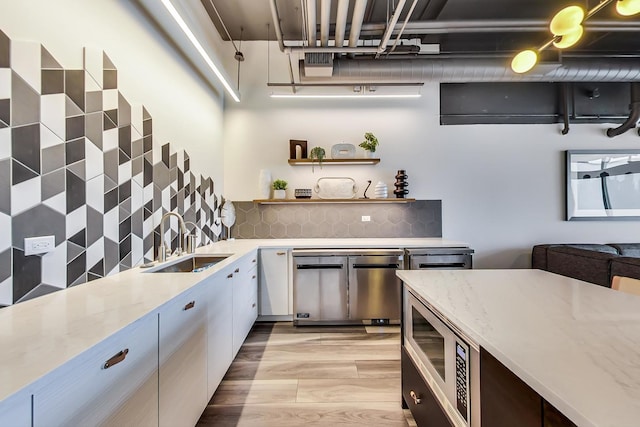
[480,348,542,427]
[401,347,453,427]
[543,400,577,427]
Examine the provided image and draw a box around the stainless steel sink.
[149,255,230,273]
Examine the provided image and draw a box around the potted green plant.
[359,132,379,158]
[272,179,288,199]
[309,146,326,172]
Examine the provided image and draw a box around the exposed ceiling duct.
[607,82,640,137]
[299,57,640,83]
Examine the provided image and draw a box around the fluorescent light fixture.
[160,0,240,102]
[271,93,421,99]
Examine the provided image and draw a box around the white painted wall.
[223,41,640,268]
[0,0,225,184]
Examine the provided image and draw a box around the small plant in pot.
[359,132,379,158]
[309,146,325,172]
[272,179,288,199]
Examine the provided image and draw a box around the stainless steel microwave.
[404,289,481,427]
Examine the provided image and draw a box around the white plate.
[314,177,358,199]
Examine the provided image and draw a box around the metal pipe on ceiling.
[269,0,297,92]
[334,0,350,49]
[306,0,317,46]
[387,0,418,54]
[269,0,285,52]
[320,0,332,46]
[359,19,640,36]
[348,0,369,48]
[376,0,406,56]
[285,46,379,53]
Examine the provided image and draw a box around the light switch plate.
[24,236,55,256]
[361,215,371,222]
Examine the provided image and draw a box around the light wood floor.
[197,322,416,427]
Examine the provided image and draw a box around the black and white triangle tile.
[0,31,222,306]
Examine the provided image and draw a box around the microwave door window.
[411,307,446,381]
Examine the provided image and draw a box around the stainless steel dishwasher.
[348,250,404,324]
[292,250,348,325]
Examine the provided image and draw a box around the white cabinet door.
[32,313,158,427]
[258,248,290,316]
[159,284,208,427]
[206,265,234,397]
[232,253,258,356]
[0,390,31,427]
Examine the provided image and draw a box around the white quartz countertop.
[0,237,466,403]
[398,269,640,427]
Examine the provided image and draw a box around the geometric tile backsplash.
[0,30,221,306]
[230,200,442,239]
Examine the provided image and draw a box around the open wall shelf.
[288,158,380,166]
[253,198,415,204]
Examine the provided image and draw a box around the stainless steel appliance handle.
[296,264,344,269]
[418,263,467,268]
[352,263,399,269]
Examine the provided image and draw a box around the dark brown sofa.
[532,244,640,287]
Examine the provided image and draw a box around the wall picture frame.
[289,140,308,160]
[566,149,640,220]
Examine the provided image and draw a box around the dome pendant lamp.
[550,5,585,35]
[511,49,538,74]
[553,25,584,49]
[616,0,640,16]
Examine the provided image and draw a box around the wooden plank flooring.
[197,322,416,427]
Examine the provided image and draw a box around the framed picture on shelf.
[289,140,307,160]
[566,149,640,220]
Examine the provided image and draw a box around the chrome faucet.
[158,212,187,262]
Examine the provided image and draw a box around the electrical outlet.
[361,215,371,222]
[24,236,55,256]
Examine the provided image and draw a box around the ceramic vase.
[258,169,272,199]
[374,181,388,199]
[394,170,409,198]
[363,150,375,159]
[273,189,286,199]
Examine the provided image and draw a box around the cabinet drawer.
[402,347,453,427]
[32,313,159,427]
[159,285,208,427]
[0,391,31,427]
